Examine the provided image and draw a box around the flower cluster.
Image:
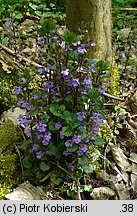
[14,26,110,176]
[6,18,12,34]
[90,113,103,138]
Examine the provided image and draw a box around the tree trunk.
[66,0,112,61]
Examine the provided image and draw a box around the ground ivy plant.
[13,18,110,190]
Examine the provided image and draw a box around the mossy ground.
[0,120,21,199]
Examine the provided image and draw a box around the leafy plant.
[12,19,110,192]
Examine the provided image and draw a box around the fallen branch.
[113,8,137,11]
[103,92,125,101]
[0,42,42,68]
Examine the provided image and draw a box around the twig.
[114,8,137,11]
[103,92,125,101]
[14,143,24,176]
[0,42,42,68]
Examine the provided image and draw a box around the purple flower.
[125,82,129,87]
[77,144,88,155]
[86,65,95,73]
[99,85,106,94]
[72,135,81,144]
[77,44,87,54]
[18,114,30,127]
[21,101,32,111]
[30,144,38,153]
[81,89,87,95]
[78,124,87,129]
[103,79,110,86]
[37,122,47,133]
[6,19,12,34]
[72,41,81,46]
[77,66,83,72]
[17,98,24,106]
[7,28,12,34]
[77,112,86,121]
[55,122,62,129]
[32,94,38,99]
[65,45,73,51]
[36,151,44,159]
[90,124,99,137]
[84,138,90,143]
[7,18,11,25]
[38,68,44,74]
[63,151,70,156]
[42,131,51,145]
[55,36,62,45]
[60,131,64,140]
[35,132,44,140]
[43,81,54,90]
[61,67,69,76]
[38,49,43,56]
[37,37,45,45]
[21,78,26,84]
[14,86,23,95]
[91,113,103,124]
[27,128,31,137]
[65,139,73,147]
[69,160,75,172]
[71,78,80,87]
[84,76,92,88]
[88,40,96,46]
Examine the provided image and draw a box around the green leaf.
[39,18,56,36]
[13,12,23,19]
[62,126,73,137]
[50,104,62,117]
[109,181,116,191]
[95,100,104,111]
[67,144,78,153]
[40,162,50,172]
[35,10,42,16]
[21,156,32,169]
[50,173,62,185]
[82,164,96,174]
[29,3,38,10]
[94,135,105,146]
[88,89,100,100]
[81,184,93,192]
[65,94,73,102]
[2,37,9,46]
[48,121,56,131]
[42,114,50,123]
[0,7,5,13]
[34,90,48,97]
[78,154,88,165]
[73,170,82,179]
[117,19,123,27]
[59,105,66,111]
[47,143,58,156]
[78,128,87,139]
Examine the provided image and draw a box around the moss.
[108,58,120,97]
[98,123,113,142]
[0,120,18,154]
[0,120,21,199]
[0,183,13,200]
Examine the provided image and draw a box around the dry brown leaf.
[129,152,137,163]
[115,182,130,200]
[90,187,115,200]
[131,174,137,191]
[110,143,130,171]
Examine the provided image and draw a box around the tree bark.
[66,0,112,61]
